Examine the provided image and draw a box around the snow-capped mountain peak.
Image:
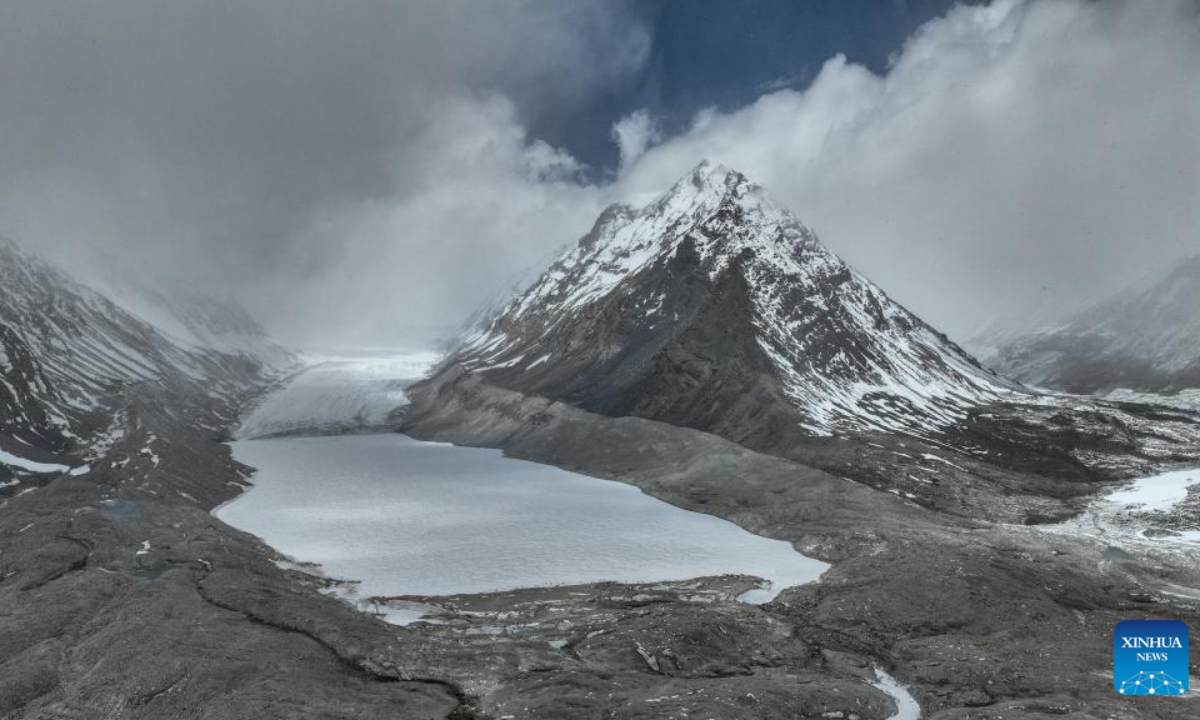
[454,162,1020,439]
[505,162,814,320]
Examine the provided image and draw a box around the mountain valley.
[2,168,1199,719]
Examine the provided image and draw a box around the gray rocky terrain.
[391,164,1200,717]
[6,353,1199,718]
[397,361,1200,719]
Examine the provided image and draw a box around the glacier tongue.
[237,351,440,439]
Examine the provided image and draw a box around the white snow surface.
[1105,468,1199,513]
[1042,466,1200,548]
[236,351,440,439]
[219,433,828,601]
[0,447,69,474]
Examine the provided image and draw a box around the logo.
[1114,620,1189,695]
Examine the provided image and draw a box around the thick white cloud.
[612,0,1200,339]
[278,96,609,345]
[611,111,662,171]
[8,1,1194,347]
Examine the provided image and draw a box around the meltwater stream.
[217,353,828,614]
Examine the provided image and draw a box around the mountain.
[0,237,293,468]
[452,161,1020,441]
[417,163,1200,503]
[983,256,1200,394]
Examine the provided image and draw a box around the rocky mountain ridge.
[0,237,293,481]
[983,255,1200,394]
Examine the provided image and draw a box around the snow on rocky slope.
[1104,388,1200,413]
[0,237,292,464]
[454,161,1021,438]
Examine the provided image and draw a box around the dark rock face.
[484,235,795,447]
[984,255,1200,393]
[0,324,67,451]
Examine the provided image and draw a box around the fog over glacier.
[1,0,1197,345]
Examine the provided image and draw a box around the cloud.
[279,95,609,345]
[2,1,1196,348]
[613,0,1200,339]
[0,1,648,343]
[611,111,662,170]
[290,0,1200,346]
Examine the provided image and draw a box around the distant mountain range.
[981,256,1200,394]
[0,237,293,467]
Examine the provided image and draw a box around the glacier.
[236,350,440,439]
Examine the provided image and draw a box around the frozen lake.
[220,432,828,602]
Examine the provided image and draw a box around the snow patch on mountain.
[89,276,295,372]
[1105,389,1200,413]
[0,446,69,474]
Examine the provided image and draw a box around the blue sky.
[540,0,977,175]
